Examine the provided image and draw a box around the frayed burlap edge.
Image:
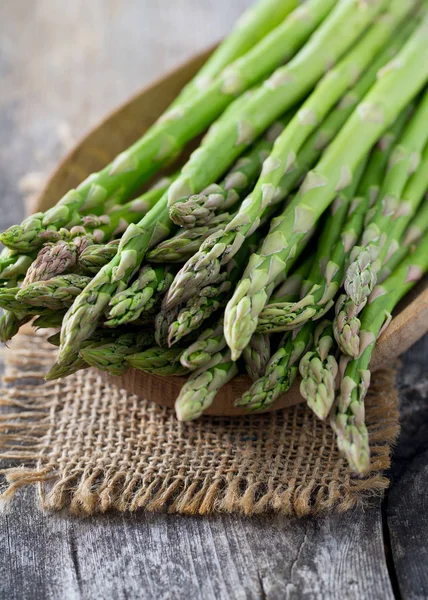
[0,332,400,516]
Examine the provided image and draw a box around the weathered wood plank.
[0,490,394,600]
[386,335,428,599]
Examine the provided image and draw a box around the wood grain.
[0,489,394,600]
[34,47,428,415]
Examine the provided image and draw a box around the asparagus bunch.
[0,0,313,253]
[224,17,428,360]
[256,157,367,333]
[332,234,428,474]
[335,141,428,357]
[164,0,413,310]
[344,88,428,306]
[1,2,427,455]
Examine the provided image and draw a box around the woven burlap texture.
[0,331,399,516]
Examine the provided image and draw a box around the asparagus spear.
[146,212,231,263]
[299,320,338,420]
[105,265,174,327]
[126,347,189,376]
[154,308,178,348]
[180,321,227,371]
[16,274,91,311]
[80,331,155,375]
[380,194,428,279]
[169,0,299,108]
[233,0,413,233]
[235,322,314,411]
[224,18,428,360]
[77,240,120,274]
[33,310,67,330]
[175,348,238,421]
[268,254,313,304]
[332,234,428,474]
[1,0,321,253]
[23,237,89,285]
[0,249,35,281]
[0,287,26,313]
[0,311,31,343]
[402,193,428,248]
[167,232,260,345]
[242,332,271,382]
[335,142,428,357]
[169,116,289,227]
[165,0,413,309]
[344,88,428,305]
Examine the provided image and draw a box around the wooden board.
[34,46,428,415]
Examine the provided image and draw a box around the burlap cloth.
[0,330,399,516]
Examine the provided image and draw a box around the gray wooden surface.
[0,2,427,599]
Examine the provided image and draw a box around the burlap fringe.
[0,333,400,516]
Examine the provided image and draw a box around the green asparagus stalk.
[332,233,428,474]
[33,310,67,330]
[335,142,428,357]
[0,287,25,313]
[379,194,428,281]
[167,233,260,345]
[1,0,320,253]
[299,320,338,420]
[16,274,91,311]
[80,331,155,375]
[154,308,178,348]
[402,193,428,248]
[268,254,313,304]
[175,347,238,421]
[126,347,189,376]
[146,212,231,263]
[44,354,89,380]
[77,240,120,274]
[224,18,428,360]
[235,322,314,411]
[180,321,227,371]
[242,332,271,382]
[0,249,35,281]
[0,311,31,343]
[344,88,428,305]
[165,0,412,309]
[102,173,177,215]
[105,265,174,327]
[169,0,299,108]
[169,116,289,227]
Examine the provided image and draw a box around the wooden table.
[1,2,427,598]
